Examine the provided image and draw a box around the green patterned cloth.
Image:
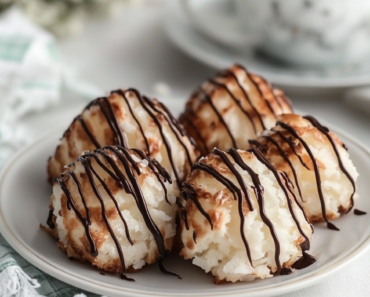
[0,234,100,296]
[0,7,103,297]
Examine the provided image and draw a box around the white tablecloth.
[18,3,370,297]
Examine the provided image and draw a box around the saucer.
[164,0,370,92]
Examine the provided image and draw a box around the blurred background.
[0,0,367,148]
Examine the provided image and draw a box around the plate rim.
[164,0,370,89]
[1,125,370,297]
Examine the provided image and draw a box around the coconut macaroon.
[179,64,292,156]
[47,88,199,188]
[179,148,314,284]
[45,146,178,280]
[249,114,358,229]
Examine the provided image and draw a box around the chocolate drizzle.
[185,148,314,274]
[182,183,213,230]
[276,121,340,231]
[60,89,195,188]
[179,113,209,155]
[303,116,356,212]
[270,129,310,170]
[199,88,237,148]
[131,148,172,205]
[124,89,182,188]
[179,64,292,155]
[52,146,176,281]
[144,96,193,170]
[249,148,310,249]
[96,97,127,147]
[192,231,197,243]
[213,148,254,267]
[220,69,265,130]
[76,116,101,149]
[229,148,281,273]
[79,156,134,282]
[113,90,150,152]
[54,177,98,257]
[46,208,55,229]
[69,171,91,225]
[250,115,358,230]
[207,77,258,133]
[252,135,304,202]
[236,65,280,119]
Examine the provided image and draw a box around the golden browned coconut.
[45,146,179,280]
[47,89,199,188]
[179,147,314,283]
[179,64,292,156]
[249,114,358,228]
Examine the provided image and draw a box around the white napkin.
[0,8,102,167]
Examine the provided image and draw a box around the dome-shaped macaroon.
[249,114,358,229]
[179,148,314,284]
[47,89,200,188]
[179,64,292,156]
[45,146,178,280]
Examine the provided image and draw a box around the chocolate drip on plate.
[280,268,293,275]
[291,252,317,270]
[354,209,367,215]
[159,260,181,279]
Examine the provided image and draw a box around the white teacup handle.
[181,0,260,48]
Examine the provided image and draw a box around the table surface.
[21,3,370,297]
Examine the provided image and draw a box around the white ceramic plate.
[1,100,370,297]
[164,0,370,91]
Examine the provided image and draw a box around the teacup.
[182,0,370,67]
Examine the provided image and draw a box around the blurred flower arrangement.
[0,0,141,36]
